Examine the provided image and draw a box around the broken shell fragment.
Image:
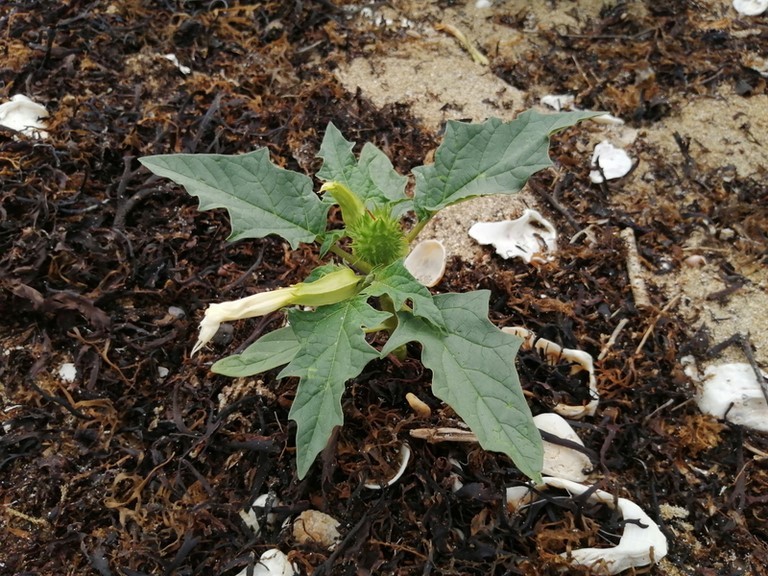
[240,492,283,535]
[733,0,768,15]
[505,485,536,511]
[235,549,296,576]
[364,443,412,489]
[0,94,49,138]
[541,94,575,111]
[404,239,447,287]
[503,326,599,418]
[292,510,341,549]
[589,141,632,183]
[533,413,591,482]
[695,363,768,432]
[469,209,557,263]
[508,477,668,574]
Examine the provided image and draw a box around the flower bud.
[320,181,365,226]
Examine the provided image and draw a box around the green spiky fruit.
[348,209,409,267]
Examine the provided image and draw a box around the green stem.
[405,216,432,243]
[329,244,372,274]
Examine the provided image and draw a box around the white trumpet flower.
[192,267,362,355]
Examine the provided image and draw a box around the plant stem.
[405,216,432,243]
[329,244,372,274]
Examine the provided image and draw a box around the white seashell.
[589,141,632,183]
[0,94,49,138]
[292,510,341,549]
[508,479,668,573]
[696,363,768,432]
[541,477,668,574]
[475,0,493,7]
[469,209,557,263]
[235,549,297,576]
[733,0,768,15]
[364,444,412,489]
[404,240,447,287]
[533,413,591,482]
[240,493,283,535]
[502,327,599,418]
[541,94,575,111]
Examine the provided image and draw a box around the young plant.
[140,110,597,482]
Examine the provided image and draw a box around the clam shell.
[404,239,447,287]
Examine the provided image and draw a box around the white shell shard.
[696,363,768,432]
[733,0,768,15]
[589,141,632,183]
[533,413,591,482]
[502,326,599,418]
[162,53,191,74]
[541,94,575,111]
[505,485,536,511]
[364,443,412,489]
[469,209,558,263]
[58,362,77,382]
[541,477,668,574]
[239,493,283,535]
[591,113,625,126]
[0,94,49,138]
[236,549,297,576]
[404,239,447,287]
[292,510,341,549]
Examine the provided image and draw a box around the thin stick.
[620,227,651,310]
[435,23,489,66]
[598,317,630,361]
[634,293,681,356]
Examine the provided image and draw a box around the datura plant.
[140,110,598,482]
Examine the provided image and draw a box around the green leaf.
[412,111,600,217]
[140,149,328,249]
[362,259,443,328]
[280,297,392,478]
[317,229,347,258]
[380,291,543,481]
[317,122,409,210]
[211,326,300,377]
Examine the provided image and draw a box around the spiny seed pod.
[348,209,409,267]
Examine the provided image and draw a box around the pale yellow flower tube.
[192,267,363,355]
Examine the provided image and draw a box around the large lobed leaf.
[280,297,392,478]
[140,149,328,249]
[317,122,410,211]
[412,110,600,217]
[381,291,543,481]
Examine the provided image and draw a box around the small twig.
[598,317,629,361]
[620,227,651,310]
[528,177,581,232]
[634,294,681,356]
[221,244,267,294]
[435,23,489,66]
[409,427,477,443]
